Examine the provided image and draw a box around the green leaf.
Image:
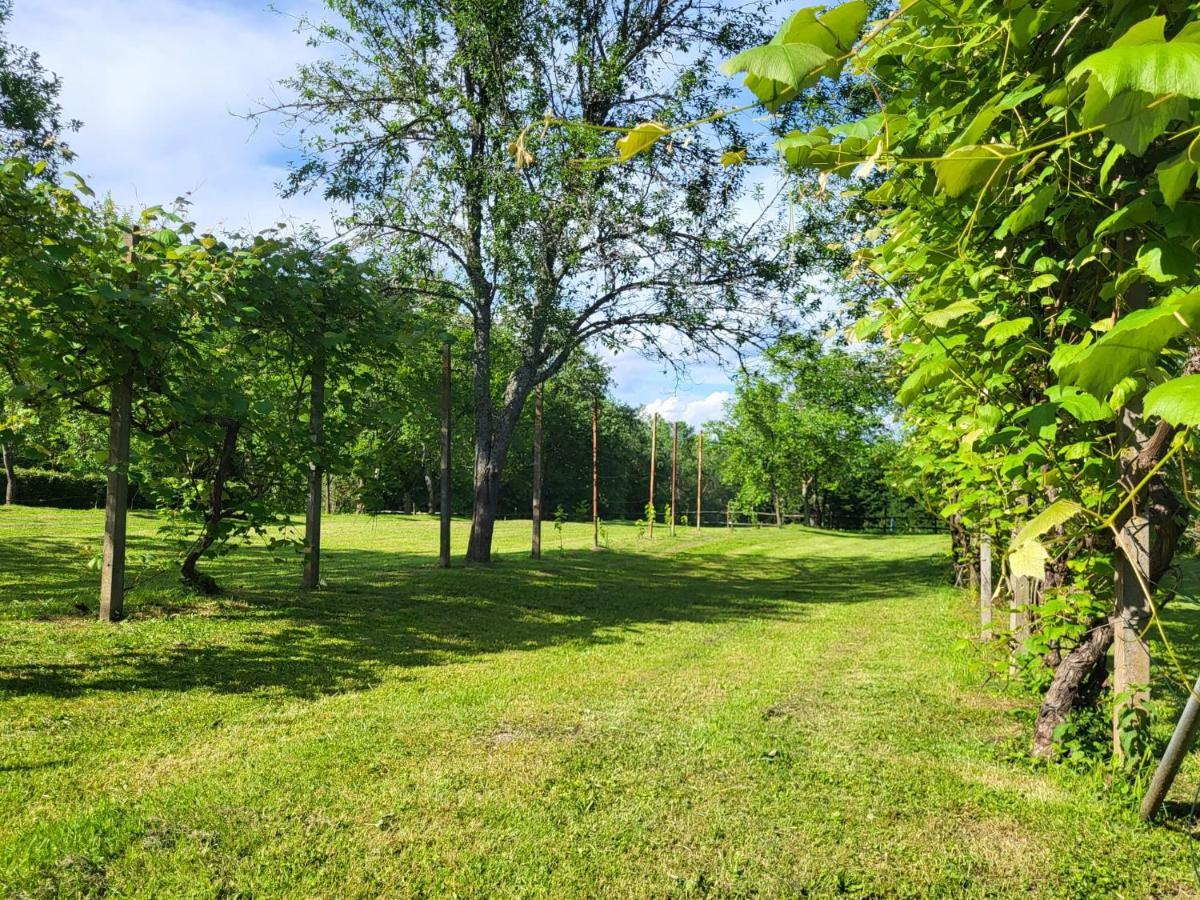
[998,184,1056,237]
[1156,153,1195,208]
[775,1,867,56]
[983,317,1033,345]
[1081,86,1188,155]
[1045,385,1113,422]
[922,299,979,328]
[720,148,748,168]
[148,228,181,247]
[616,122,669,161]
[1009,539,1050,581]
[933,144,1014,197]
[1069,41,1200,105]
[1012,499,1085,549]
[1060,291,1200,396]
[1112,16,1167,48]
[1136,241,1194,282]
[722,43,833,111]
[1026,273,1058,293]
[1100,143,1125,188]
[1143,375,1200,426]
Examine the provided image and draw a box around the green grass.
[1,506,1198,897]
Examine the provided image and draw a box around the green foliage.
[0,0,77,166]
[553,504,567,550]
[712,0,1200,763]
[1144,375,1200,426]
[6,467,106,509]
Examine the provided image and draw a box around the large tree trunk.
[465,344,536,563]
[773,492,783,528]
[1032,622,1113,758]
[1,443,15,505]
[181,418,240,593]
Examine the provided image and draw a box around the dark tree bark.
[1031,349,1198,757]
[1,443,15,505]
[1032,622,1113,758]
[181,418,240,593]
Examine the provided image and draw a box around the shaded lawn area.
[1,506,1198,897]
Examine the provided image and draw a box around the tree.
[270,0,790,562]
[0,0,76,166]
[718,335,892,527]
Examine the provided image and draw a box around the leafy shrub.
[5,467,151,510]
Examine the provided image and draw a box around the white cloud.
[8,0,339,234]
[643,391,730,428]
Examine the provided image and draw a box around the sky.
[7,0,765,426]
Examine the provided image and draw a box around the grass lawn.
[2,507,1199,897]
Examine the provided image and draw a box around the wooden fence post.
[1009,572,1034,676]
[98,367,133,622]
[439,340,451,569]
[531,383,542,559]
[99,229,137,623]
[302,351,326,589]
[980,536,993,640]
[592,397,599,550]
[1114,513,1152,756]
[670,422,678,536]
[648,411,657,539]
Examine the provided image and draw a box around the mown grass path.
[1,508,1197,896]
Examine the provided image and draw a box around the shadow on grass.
[0,535,946,701]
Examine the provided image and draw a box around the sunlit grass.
[0,507,1196,896]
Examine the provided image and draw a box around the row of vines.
[596,0,1200,776]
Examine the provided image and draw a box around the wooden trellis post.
[302,351,326,590]
[648,412,657,539]
[439,340,451,569]
[1009,572,1034,677]
[979,536,993,640]
[531,383,543,559]
[592,397,599,550]
[1114,513,1152,756]
[670,422,678,536]
[99,229,137,623]
[696,429,702,531]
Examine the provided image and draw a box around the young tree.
[270,0,789,562]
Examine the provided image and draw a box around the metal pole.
[1141,677,1200,820]
[439,341,451,569]
[696,429,702,531]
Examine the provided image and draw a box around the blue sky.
[8,0,783,425]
